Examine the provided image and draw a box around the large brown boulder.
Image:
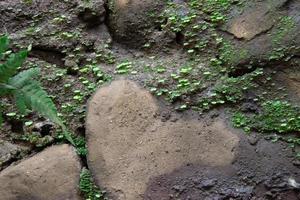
[108,0,165,47]
[272,60,300,105]
[0,140,29,170]
[86,79,239,200]
[224,0,300,68]
[0,144,82,200]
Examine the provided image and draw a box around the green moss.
[23,0,33,5]
[232,112,251,132]
[252,101,300,133]
[219,40,248,66]
[232,100,300,133]
[232,100,300,158]
[202,0,233,23]
[198,68,263,110]
[268,16,297,61]
[272,16,296,45]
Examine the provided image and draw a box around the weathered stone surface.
[0,140,29,170]
[86,80,239,200]
[0,144,82,200]
[77,0,106,25]
[224,0,300,68]
[226,0,288,40]
[273,64,300,104]
[108,0,165,47]
[227,7,276,40]
[0,0,109,53]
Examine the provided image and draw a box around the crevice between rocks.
[29,46,66,67]
[103,0,114,43]
[228,65,259,77]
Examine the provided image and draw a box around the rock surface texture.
[0,0,110,55]
[86,79,239,199]
[0,140,29,170]
[273,61,300,104]
[108,0,165,47]
[0,144,82,200]
[224,0,300,67]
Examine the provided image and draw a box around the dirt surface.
[145,134,300,200]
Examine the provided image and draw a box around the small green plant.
[155,65,167,74]
[73,135,88,156]
[0,35,73,144]
[13,133,53,148]
[115,61,132,74]
[232,112,251,132]
[198,68,263,110]
[232,100,300,134]
[232,101,300,158]
[79,168,105,200]
[272,16,296,45]
[253,101,300,133]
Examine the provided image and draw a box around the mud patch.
[144,131,300,199]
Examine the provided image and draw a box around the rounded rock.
[0,144,82,200]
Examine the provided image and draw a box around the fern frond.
[0,86,11,97]
[14,92,27,114]
[0,35,9,59]
[19,80,59,123]
[0,36,75,145]
[0,50,28,83]
[0,103,3,126]
[61,128,75,146]
[16,80,74,145]
[9,68,40,88]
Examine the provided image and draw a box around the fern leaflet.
[0,50,28,83]
[0,35,9,59]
